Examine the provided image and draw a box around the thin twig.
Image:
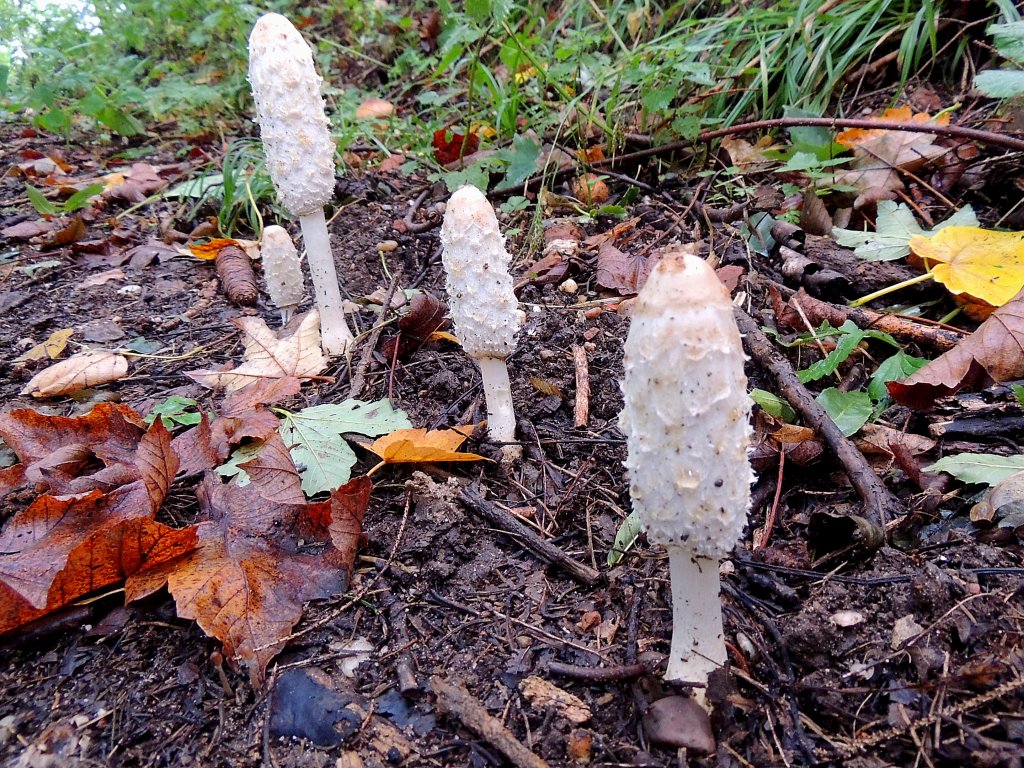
[571,344,590,428]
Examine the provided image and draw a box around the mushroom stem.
[298,208,353,356]
[477,356,520,463]
[666,550,726,709]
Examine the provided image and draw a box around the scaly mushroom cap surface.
[620,245,753,558]
[248,13,335,217]
[261,225,304,311]
[440,186,522,360]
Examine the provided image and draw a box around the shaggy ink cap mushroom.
[260,225,304,324]
[440,186,524,462]
[248,13,353,355]
[619,244,754,709]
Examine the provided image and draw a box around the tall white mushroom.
[440,186,523,463]
[248,13,353,355]
[619,245,754,709]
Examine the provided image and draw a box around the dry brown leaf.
[833,107,950,208]
[125,473,370,687]
[0,422,181,625]
[21,349,129,397]
[103,163,167,203]
[367,425,486,469]
[355,98,395,120]
[187,312,327,391]
[888,287,1024,408]
[721,135,782,172]
[36,217,87,249]
[77,268,127,289]
[13,328,73,363]
[1,220,54,240]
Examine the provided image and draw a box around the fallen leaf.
[519,676,592,724]
[278,399,412,495]
[833,201,979,262]
[888,287,1024,408]
[432,128,480,165]
[367,425,486,471]
[36,217,87,249]
[909,226,1024,313]
[125,473,370,687]
[21,349,129,397]
[381,291,450,360]
[834,106,951,208]
[721,135,783,171]
[1,219,54,240]
[924,453,1024,486]
[236,431,306,506]
[355,98,395,120]
[77,268,127,289]
[591,226,658,294]
[189,238,241,261]
[13,328,74,363]
[0,421,180,619]
[187,312,327,391]
[103,163,167,203]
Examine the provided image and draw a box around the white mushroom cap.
[440,186,522,360]
[619,245,753,558]
[261,225,304,311]
[248,13,336,217]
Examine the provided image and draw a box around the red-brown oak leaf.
[888,288,1024,409]
[125,473,371,688]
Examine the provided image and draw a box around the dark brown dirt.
[1,121,1022,768]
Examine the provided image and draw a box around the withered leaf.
[382,292,449,360]
[103,163,167,203]
[0,422,178,612]
[125,473,370,687]
[21,349,129,398]
[238,431,306,506]
[888,288,1024,408]
[0,403,147,497]
[1,219,54,240]
[187,312,326,392]
[367,425,487,470]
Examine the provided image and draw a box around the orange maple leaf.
[367,425,486,474]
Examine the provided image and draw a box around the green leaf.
[1013,384,1024,406]
[833,201,979,262]
[868,351,929,401]
[25,185,60,216]
[975,69,1024,99]
[783,105,833,149]
[144,395,204,429]
[36,107,71,135]
[989,21,1024,61]
[750,388,797,422]
[464,0,492,24]
[924,453,1024,486]
[278,399,412,495]
[498,134,540,187]
[816,388,873,436]
[62,183,106,213]
[165,173,225,199]
[799,321,866,383]
[216,441,264,487]
[607,510,642,566]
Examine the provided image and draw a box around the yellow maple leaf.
[909,226,1024,310]
[367,425,487,474]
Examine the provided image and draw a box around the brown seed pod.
[215,244,259,306]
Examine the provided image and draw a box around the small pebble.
[516,635,533,648]
[117,285,142,296]
[583,307,603,319]
[559,278,579,295]
[583,327,600,341]
[539,349,556,361]
[583,342,596,353]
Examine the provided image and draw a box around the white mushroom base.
[478,356,520,463]
[667,550,727,710]
[299,208,354,356]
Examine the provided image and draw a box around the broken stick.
[432,676,550,768]
[459,485,601,586]
[734,308,903,527]
[572,344,590,428]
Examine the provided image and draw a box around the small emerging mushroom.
[619,245,754,709]
[260,225,304,324]
[440,186,524,463]
[248,13,353,355]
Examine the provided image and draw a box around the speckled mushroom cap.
[440,186,522,360]
[248,13,335,217]
[619,245,754,558]
[261,225,303,310]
